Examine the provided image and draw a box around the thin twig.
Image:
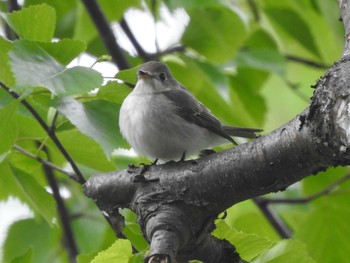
[253,197,292,238]
[0,81,86,184]
[80,0,130,69]
[4,0,20,40]
[263,172,350,204]
[284,79,311,103]
[39,143,79,263]
[120,17,153,61]
[14,145,80,182]
[286,55,328,69]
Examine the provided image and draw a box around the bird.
[119,61,261,163]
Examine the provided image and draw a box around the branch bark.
[84,1,350,262]
[80,0,130,69]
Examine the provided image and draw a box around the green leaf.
[230,68,267,126]
[295,204,350,263]
[3,218,62,263]
[264,8,320,57]
[90,239,133,263]
[252,240,316,263]
[0,37,14,86]
[9,40,103,95]
[3,4,56,42]
[235,48,286,76]
[56,129,116,172]
[97,81,131,104]
[10,165,56,226]
[77,253,98,263]
[55,97,126,158]
[0,101,19,161]
[38,39,86,65]
[10,248,33,263]
[182,6,247,63]
[213,220,273,261]
[115,66,138,86]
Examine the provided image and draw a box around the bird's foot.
[127,163,159,183]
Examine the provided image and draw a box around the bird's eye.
[159,72,167,81]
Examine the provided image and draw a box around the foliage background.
[0,0,349,262]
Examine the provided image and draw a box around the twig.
[4,0,20,40]
[120,17,153,61]
[39,143,79,263]
[80,0,130,69]
[286,55,328,69]
[0,81,86,184]
[262,172,350,204]
[253,197,292,238]
[284,79,311,103]
[14,145,80,182]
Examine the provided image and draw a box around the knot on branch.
[307,56,350,165]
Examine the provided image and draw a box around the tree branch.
[4,0,20,40]
[80,0,130,69]
[252,198,291,238]
[261,172,350,204]
[285,55,328,69]
[13,145,80,182]
[120,17,153,61]
[0,81,86,184]
[39,143,79,263]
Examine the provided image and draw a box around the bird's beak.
[138,70,152,80]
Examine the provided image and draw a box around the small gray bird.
[119,61,261,162]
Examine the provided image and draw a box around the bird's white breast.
[119,87,223,161]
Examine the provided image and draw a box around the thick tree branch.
[80,0,130,69]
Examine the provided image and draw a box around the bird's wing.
[162,87,236,144]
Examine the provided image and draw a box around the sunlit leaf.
[115,66,138,86]
[97,81,131,104]
[213,220,273,261]
[38,39,86,65]
[3,4,55,42]
[9,40,102,95]
[253,240,316,263]
[90,239,132,263]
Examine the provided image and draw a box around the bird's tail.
[223,126,262,139]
